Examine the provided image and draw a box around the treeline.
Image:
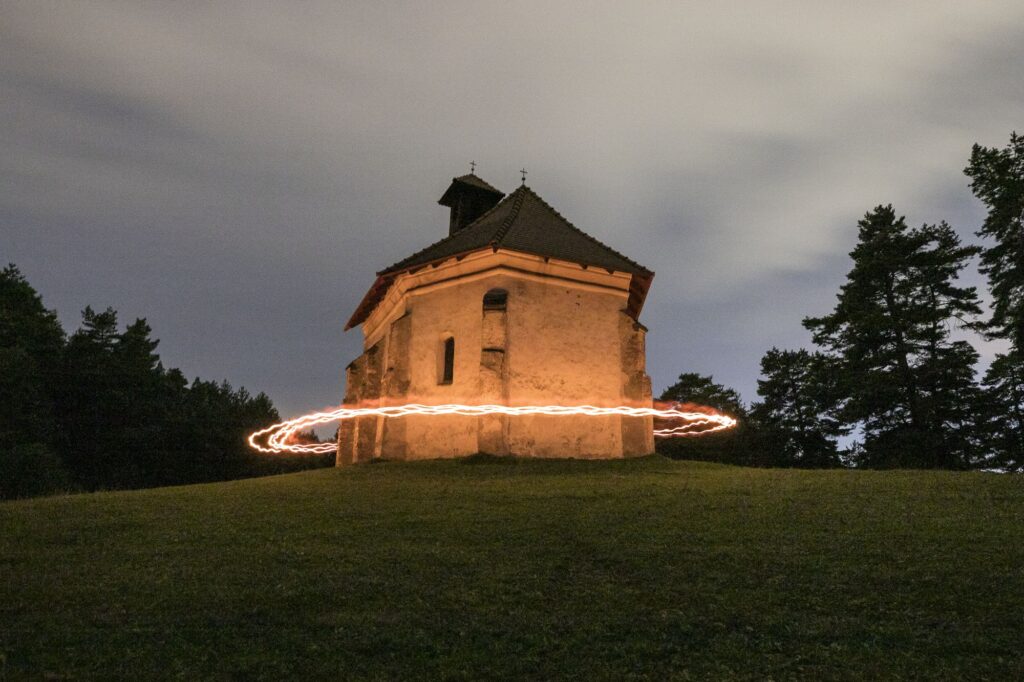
[0,267,331,499]
[659,132,1024,471]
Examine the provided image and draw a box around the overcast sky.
[3,1,1023,418]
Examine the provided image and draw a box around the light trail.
[248,403,738,455]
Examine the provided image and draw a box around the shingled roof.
[346,184,654,330]
[439,173,503,198]
[382,185,651,276]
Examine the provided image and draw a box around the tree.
[750,348,845,468]
[0,265,71,498]
[0,265,65,447]
[58,306,140,489]
[980,351,1024,471]
[656,373,759,465]
[660,372,745,415]
[965,132,1024,467]
[804,206,983,469]
[114,318,193,486]
[172,379,284,483]
[1,264,323,497]
[964,132,1024,347]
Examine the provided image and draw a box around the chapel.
[337,172,655,463]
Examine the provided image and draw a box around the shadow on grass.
[457,452,519,465]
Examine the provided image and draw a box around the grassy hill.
[2,456,1022,679]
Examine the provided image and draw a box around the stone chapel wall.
[338,264,654,463]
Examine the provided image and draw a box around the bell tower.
[437,173,505,235]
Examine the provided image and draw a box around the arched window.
[440,336,455,385]
[483,288,508,311]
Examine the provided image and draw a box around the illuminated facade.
[338,173,655,463]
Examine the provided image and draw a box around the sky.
[3,1,1023,419]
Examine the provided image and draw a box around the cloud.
[2,1,1022,413]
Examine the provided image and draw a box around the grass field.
[1,456,1022,679]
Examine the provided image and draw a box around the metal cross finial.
[520,168,527,184]
[469,160,476,173]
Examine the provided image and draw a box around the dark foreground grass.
[1,457,1022,680]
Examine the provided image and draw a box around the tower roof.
[346,184,654,330]
[438,173,504,204]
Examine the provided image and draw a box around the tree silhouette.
[751,348,845,467]
[657,373,758,465]
[0,265,70,497]
[966,132,1024,469]
[804,207,982,468]
[1,264,322,498]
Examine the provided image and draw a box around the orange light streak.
[249,403,738,455]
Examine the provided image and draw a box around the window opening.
[483,288,508,311]
[441,337,455,384]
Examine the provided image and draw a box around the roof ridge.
[516,186,652,274]
[376,190,516,275]
[461,187,513,233]
[490,185,528,246]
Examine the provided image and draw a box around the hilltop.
[2,457,1022,679]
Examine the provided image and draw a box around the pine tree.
[965,132,1024,467]
[0,265,65,448]
[804,206,982,469]
[980,351,1024,471]
[964,132,1024,346]
[912,222,986,466]
[750,348,845,467]
[3,267,316,495]
[59,307,136,488]
[0,265,71,498]
[114,318,176,485]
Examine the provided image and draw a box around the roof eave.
[625,270,655,321]
[345,274,393,331]
[347,246,486,330]
[348,248,654,331]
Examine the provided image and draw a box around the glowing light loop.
[249,403,738,455]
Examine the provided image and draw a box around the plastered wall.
[337,254,653,463]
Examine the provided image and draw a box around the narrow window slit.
[440,337,455,384]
